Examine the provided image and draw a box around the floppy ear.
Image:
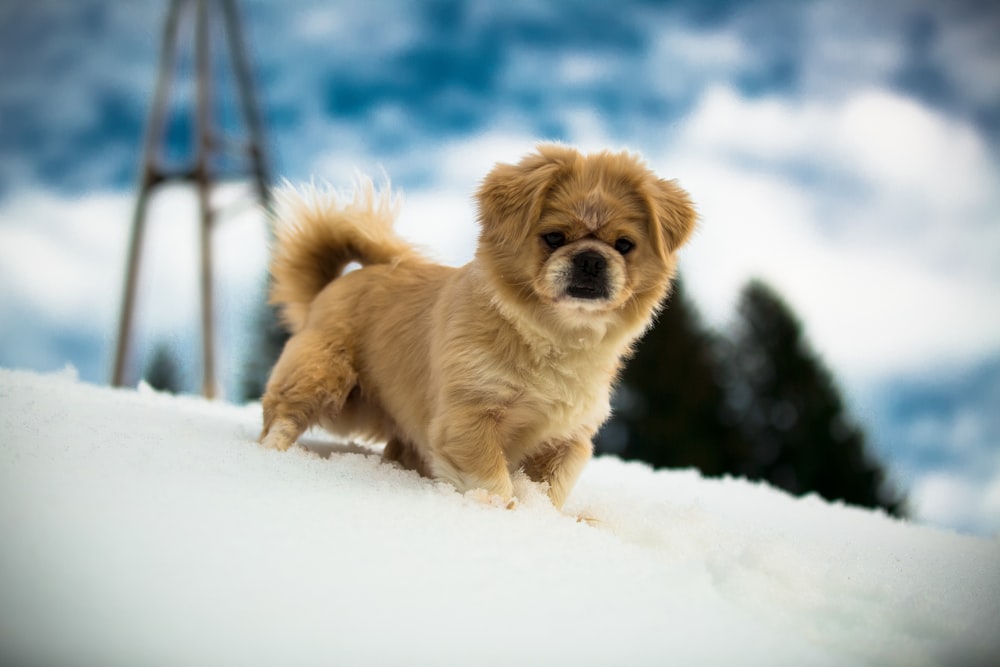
[644,177,697,260]
[476,144,577,243]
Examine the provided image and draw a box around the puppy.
[259,144,696,509]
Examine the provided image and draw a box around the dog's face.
[476,144,696,329]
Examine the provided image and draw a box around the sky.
[2,367,998,666]
[0,0,999,535]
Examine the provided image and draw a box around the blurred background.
[1,0,997,536]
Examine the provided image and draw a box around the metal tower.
[112,0,271,398]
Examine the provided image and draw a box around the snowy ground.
[1,368,998,666]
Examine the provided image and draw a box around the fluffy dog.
[259,144,696,509]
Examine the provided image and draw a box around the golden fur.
[259,144,696,509]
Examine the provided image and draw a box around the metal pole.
[220,0,272,215]
[112,0,269,397]
[112,0,184,388]
[194,0,217,399]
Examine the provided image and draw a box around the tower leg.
[112,0,269,398]
[195,0,217,399]
[112,175,153,388]
[112,0,184,389]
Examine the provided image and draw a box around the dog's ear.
[643,177,697,261]
[477,144,577,243]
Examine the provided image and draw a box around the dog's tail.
[268,177,416,332]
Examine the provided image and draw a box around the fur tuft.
[268,177,414,332]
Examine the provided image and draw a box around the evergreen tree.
[144,342,182,394]
[597,279,748,474]
[599,276,904,517]
[722,279,904,515]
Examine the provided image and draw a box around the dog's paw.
[466,488,518,510]
[259,418,299,451]
[260,429,294,451]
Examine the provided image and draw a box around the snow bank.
[1,367,997,666]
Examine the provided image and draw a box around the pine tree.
[722,279,904,515]
[144,342,182,394]
[599,276,904,517]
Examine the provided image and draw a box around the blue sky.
[1,0,999,535]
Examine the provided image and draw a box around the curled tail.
[268,177,415,332]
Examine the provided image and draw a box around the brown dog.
[259,144,696,509]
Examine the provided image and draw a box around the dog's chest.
[508,351,614,436]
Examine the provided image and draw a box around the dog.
[259,144,696,509]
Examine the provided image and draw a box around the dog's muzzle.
[566,250,610,300]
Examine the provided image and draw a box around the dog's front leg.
[522,438,593,509]
[429,408,515,503]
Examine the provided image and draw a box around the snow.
[1,368,998,666]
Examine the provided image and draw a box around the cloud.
[841,91,979,185]
[0,191,129,328]
[911,470,1000,536]
[659,84,1000,386]
[872,356,1000,536]
[651,82,1000,535]
[0,184,269,393]
[6,0,998,200]
[679,85,994,201]
[0,1,159,193]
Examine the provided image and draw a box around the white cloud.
[651,84,1000,535]
[645,25,754,97]
[911,468,1000,536]
[432,131,544,191]
[678,160,1000,385]
[680,85,994,206]
[0,191,129,329]
[658,85,1000,387]
[291,6,345,41]
[557,53,619,86]
[289,0,418,52]
[836,90,993,201]
[798,1,906,95]
[395,191,478,267]
[895,401,1000,536]
[680,86,829,159]
[0,183,269,388]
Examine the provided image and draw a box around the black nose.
[573,251,606,278]
[567,250,610,300]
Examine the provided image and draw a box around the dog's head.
[476,144,696,331]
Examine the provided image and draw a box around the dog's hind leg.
[260,329,357,451]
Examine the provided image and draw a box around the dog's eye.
[542,231,566,249]
[614,238,635,255]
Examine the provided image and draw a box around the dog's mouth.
[566,283,609,300]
